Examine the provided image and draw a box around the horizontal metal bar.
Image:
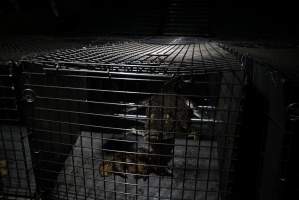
[31,139,235,161]
[30,117,239,136]
[29,127,239,148]
[38,179,228,200]
[36,166,233,183]
[41,176,222,194]
[26,83,242,99]
[34,106,224,124]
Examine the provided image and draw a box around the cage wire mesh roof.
[0,36,135,62]
[21,37,242,76]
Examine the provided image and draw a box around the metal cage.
[220,43,299,200]
[1,38,245,200]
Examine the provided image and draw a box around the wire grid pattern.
[22,38,240,76]
[0,36,126,61]
[49,132,220,200]
[0,62,36,199]
[0,126,36,199]
[3,37,244,200]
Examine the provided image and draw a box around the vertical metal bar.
[193,42,205,200]
[221,78,233,199]
[193,99,205,199]
[69,111,78,200]
[19,127,33,198]
[158,92,165,200]
[60,110,70,200]
[90,131,97,199]
[124,156,128,200]
[181,99,190,200]
[147,97,152,200]
[202,42,219,200]
[70,147,78,200]
[124,80,128,200]
[101,130,107,200]
[204,96,217,200]
[27,85,40,199]
[80,134,87,199]
[180,43,192,199]
[62,154,70,199]
[169,122,175,199]
[53,109,61,199]
[9,126,21,188]
[79,86,87,199]
[134,99,139,200]
[113,154,117,200]
[228,69,244,200]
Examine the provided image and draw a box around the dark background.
[0,0,298,39]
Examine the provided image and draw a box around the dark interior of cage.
[27,66,242,199]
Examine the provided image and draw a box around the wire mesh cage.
[219,43,299,200]
[2,38,245,200]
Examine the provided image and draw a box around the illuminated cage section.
[21,39,245,200]
[0,61,36,199]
